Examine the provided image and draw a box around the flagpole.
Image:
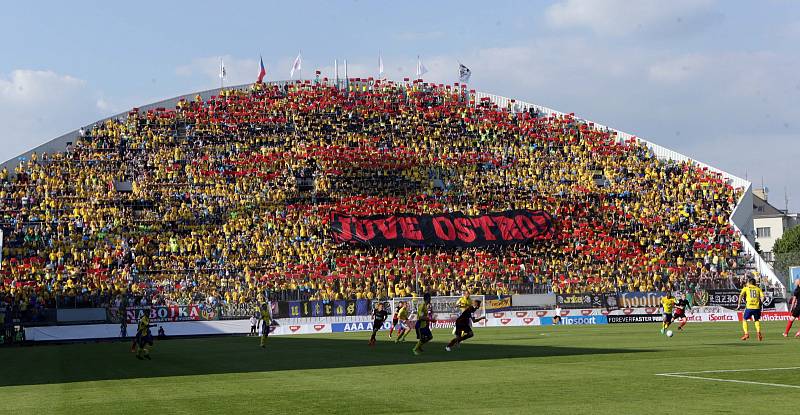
[344,59,348,95]
[335,59,339,89]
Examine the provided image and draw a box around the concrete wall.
[731,184,755,243]
[754,216,785,255]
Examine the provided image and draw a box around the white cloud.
[0,70,85,104]
[545,0,717,36]
[648,54,711,83]
[0,70,107,164]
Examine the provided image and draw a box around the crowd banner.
[280,299,370,318]
[556,293,615,309]
[618,291,666,308]
[330,209,554,248]
[603,293,620,310]
[692,288,783,310]
[107,305,220,324]
[219,303,259,320]
[556,293,593,309]
[485,297,512,312]
[701,290,740,308]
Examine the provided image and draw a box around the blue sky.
[1,0,799,209]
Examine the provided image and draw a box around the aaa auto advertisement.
[330,320,464,332]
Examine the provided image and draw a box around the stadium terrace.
[0,78,779,323]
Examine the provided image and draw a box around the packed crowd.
[0,78,764,313]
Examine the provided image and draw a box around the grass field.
[1,321,799,414]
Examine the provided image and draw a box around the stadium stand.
[0,79,780,322]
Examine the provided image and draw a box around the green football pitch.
[1,322,799,414]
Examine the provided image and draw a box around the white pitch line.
[657,366,800,376]
[655,373,800,389]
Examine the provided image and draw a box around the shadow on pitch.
[0,335,649,387]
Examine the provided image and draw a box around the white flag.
[219,58,226,79]
[290,51,302,78]
[416,56,428,78]
[459,63,472,83]
[378,53,384,77]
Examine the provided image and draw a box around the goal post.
[389,295,486,329]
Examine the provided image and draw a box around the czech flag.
[257,56,266,83]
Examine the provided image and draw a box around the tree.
[774,226,800,282]
[774,225,800,254]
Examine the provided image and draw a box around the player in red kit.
[673,293,692,331]
[783,279,800,338]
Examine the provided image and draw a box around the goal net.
[389,295,486,329]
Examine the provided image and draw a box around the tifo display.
[0,79,777,325]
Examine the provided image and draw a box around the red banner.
[331,209,554,248]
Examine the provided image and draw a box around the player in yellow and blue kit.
[737,278,765,341]
[456,291,471,312]
[413,293,433,355]
[660,292,676,334]
[259,302,273,348]
[394,302,411,343]
[134,314,155,360]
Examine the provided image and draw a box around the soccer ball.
[666,330,674,337]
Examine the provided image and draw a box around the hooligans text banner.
[331,210,554,248]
